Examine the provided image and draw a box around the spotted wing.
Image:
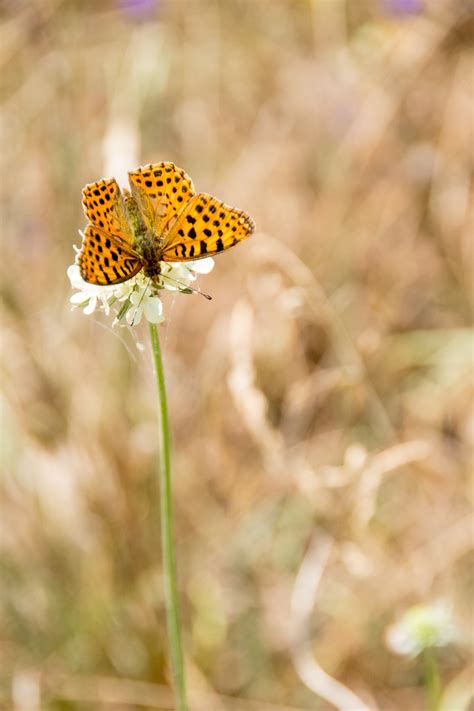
[128,162,195,234]
[82,178,132,243]
[77,225,142,285]
[161,193,255,262]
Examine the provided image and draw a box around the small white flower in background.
[386,601,459,658]
[67,256,214,326]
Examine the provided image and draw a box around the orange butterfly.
[78,162,255,286]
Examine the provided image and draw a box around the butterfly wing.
[128,162,196,234]
[161,193,255,262]
[82,178,133,243]
[77,225,142,285]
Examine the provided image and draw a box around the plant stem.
[148,322,188,711]
[423,648,441,711]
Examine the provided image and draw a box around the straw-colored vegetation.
[1,1,472,709]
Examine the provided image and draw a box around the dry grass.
[1,1,473,709]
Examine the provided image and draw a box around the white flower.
[124,288,163,326]
[67,265,115,315]
[67,257,214,326]
[160,257,215,290]
[184,257,215,275]
[385,601,459,658]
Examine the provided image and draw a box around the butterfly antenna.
[160,272,212,300]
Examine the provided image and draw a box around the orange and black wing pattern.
[162,193,255,262]
[79,178,141,285]
[128,162,195,234]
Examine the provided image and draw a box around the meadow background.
[1,1,473,709]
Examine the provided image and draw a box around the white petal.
[115,283,133,300]
[83,296,97,315]
[100,296,111,315]
[68,263,114,300]
[67,263,79,279]
[189,257,215,274]
[182,270,196,283]
[67,264,84,289]
[386,625,419,656]
[126,305,142,325]
[143,297,164,323]
[162,264,193,286]
[130,290,143,306]
[70,291,89,305]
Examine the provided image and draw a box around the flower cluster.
[68,256,214,326]
[385,601,459,658]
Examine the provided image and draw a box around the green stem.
[148,322,188,711]
[423,648,441,711]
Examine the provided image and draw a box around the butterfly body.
[123,191,146,237]
[136,230,163,279]
[78,162,255,287]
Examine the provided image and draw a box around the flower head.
[385,601,459,658]
[68,255,214,326]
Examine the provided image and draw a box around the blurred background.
[1,1,473,709]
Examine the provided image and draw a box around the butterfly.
[77,162,255,286]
